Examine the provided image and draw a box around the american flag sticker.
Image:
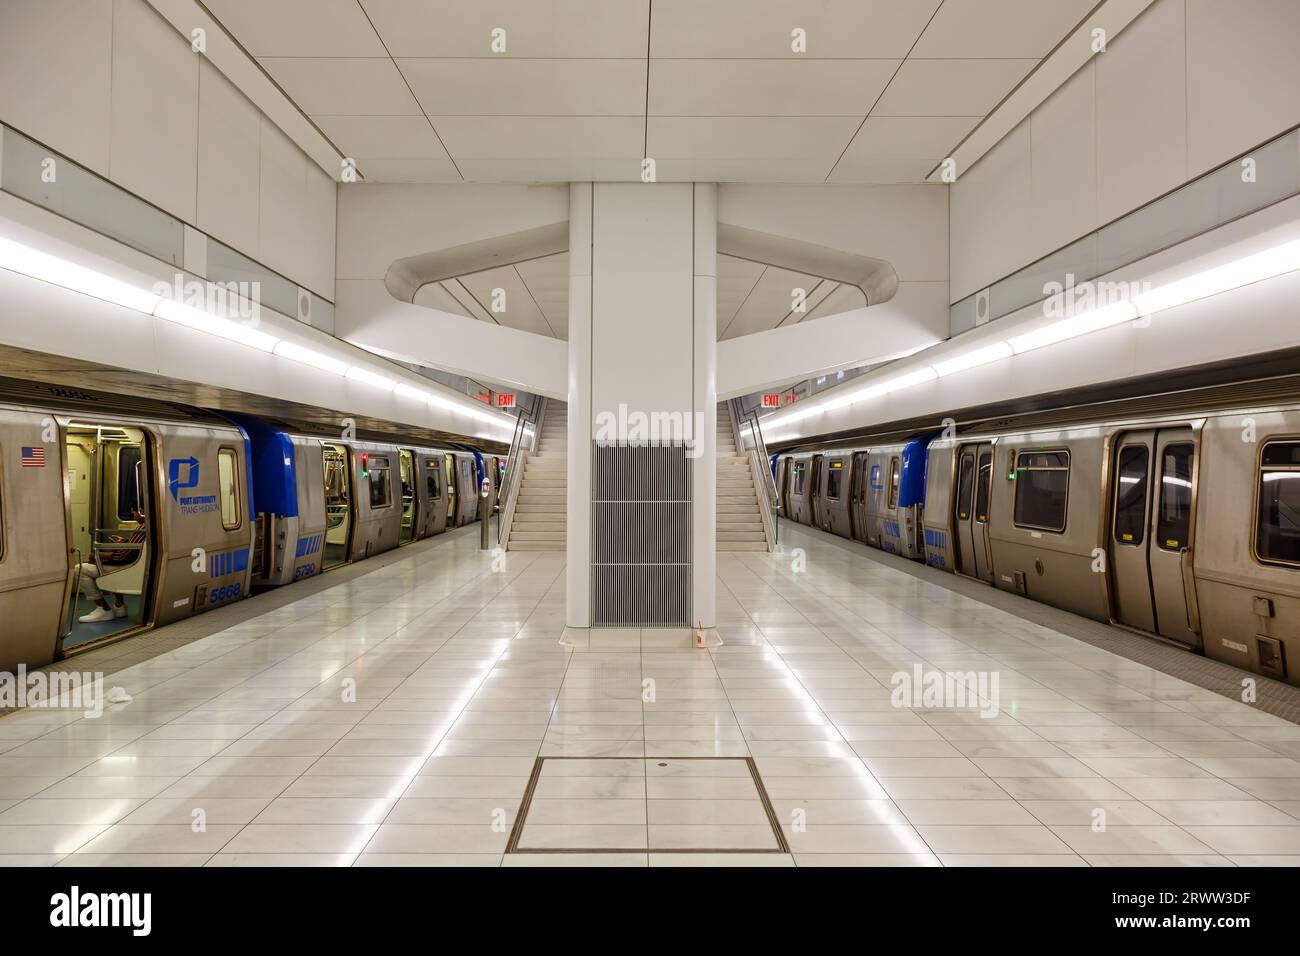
[21,446,46,467]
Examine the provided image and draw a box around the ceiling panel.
[721,266,826,339]
[805,282,867,319]
[360,0,650,58]
[650,0,941,58]
[434,116,644,160]
[458,267,557,337]
[258,58,421,115]
[872,58,1039,116]
[514,254,570,335]
[398,58,647,115]
[648,59,898,116]
[911,0,1098,58]
[413,282,474,317]
[351,156,461,182]
[651,158,833,184]
[205,0,388,57]
[314,115,452,159]
[648,116,860,161]
[717,255,765,327]
[452,157,642,182]
[829,114,981,181]
[203,0,1098,183]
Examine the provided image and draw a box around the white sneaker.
[79,607,116,623]
[114,605,128,619]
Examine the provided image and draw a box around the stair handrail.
[497,393,544,545]
[729,398,779,548]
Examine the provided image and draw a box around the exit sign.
[762,394,781,407]
[496,394,515,408]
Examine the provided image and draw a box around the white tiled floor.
[2,522,1300,867]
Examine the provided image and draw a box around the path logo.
[168,457,199,502]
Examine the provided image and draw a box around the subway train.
[0,381,500,672]
[773,390,1300,688]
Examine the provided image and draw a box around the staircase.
[506,400,567,551]
[716,403,768,552]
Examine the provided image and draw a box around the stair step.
[718,541,768,552]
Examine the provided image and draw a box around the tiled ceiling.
[203,0,1099,183]
[416,252,863,340]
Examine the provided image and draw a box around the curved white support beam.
[716,281,950,399]
[335,278,568,399]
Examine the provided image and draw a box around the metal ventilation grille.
[591,443,692,626]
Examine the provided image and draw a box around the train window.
[956,453,974,520]
[1013,450,1069,533]
[1156,444,1193,550]
[826,466,842,501]
[217,448,241,530]
[426,461,442,500]
[1256,441,1300,565]
[975,452,992,523]
[368,456,392,508]
[792,461,806,495]
[116,445,143,520]
[1112,445,1149,545]
[887,457,901,509]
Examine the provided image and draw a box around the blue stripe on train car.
[295,533,322,559]
[924,528,947,550]
[210,548,250,578]
[883,520,900,538]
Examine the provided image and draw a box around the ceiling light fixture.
[274,341,348,374]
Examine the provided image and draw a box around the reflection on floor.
[64,594,144,650]
[2,523,1300,867]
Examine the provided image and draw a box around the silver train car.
[776,395,1300,688]
[0,388,493,672]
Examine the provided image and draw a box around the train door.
[810,454,825,528]
[398,450,417,545]
[444,452,457,525]
[1109,431,1158,632]
[425,456,446,535]
[953,442,995,583]
[851,451,869,541]
[1151,430,1199,646]
[322,442,353,569]
[63,422,156,650]
[1107,428,1199,647]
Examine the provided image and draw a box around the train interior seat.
[64,422,153,649]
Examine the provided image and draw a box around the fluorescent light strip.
[763,236,1300,437]
[1009,299,1138,354]
[154,298,279,352]
[274,340,348,375]
[933,341,1014,377]
[0,235,163,313]
[345,366,397,390]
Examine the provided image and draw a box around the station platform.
[2,523,1300,868]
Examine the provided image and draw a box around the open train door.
[62,421,157,652]
[322,442,354,569]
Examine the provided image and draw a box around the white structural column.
[692,183,718,630]
[565,182,717,630]
[566,183,594,626]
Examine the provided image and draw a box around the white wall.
[950,0,1300,302]
[0,0,336,298]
